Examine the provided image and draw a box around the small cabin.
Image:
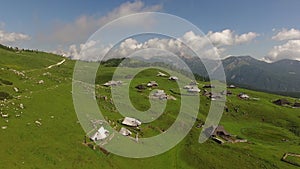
[169,76,178,81]
[157,72,167,77]
[90,126,109,141]
[293,102,300,108]
[103,80,122,87]
[152,90,167,100]
[135,84,147,90]
[227,85,236,89]
[147,81,158,87]
[273,99,291,106]
[187,87,201,93]
[122,117,142,127]
[203,84,215,88]
[119,127,132,136]
[238,93,250,99]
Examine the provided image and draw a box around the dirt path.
[46,59,66,69]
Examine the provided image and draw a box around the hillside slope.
[222,56,300,95]
[0,47,299,168]
[184,56,300,97]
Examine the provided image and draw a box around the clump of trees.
[0,92,12,100]
[0,78,13,85]
[0,44,39,53]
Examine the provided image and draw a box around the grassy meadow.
[0,47,299,168]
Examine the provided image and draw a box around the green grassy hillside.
[0,47,299,168]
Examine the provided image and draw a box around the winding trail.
[46,59,66,69]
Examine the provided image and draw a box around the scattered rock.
[20,103,24,109]
[38,80,44,84]
[43,72,51,76]
[35,120,42,126]
[13,87,19,92]
[1,114,9,118]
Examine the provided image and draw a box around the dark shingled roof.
[273,99,291,106]
[212,126,230,136]
[293,102,300,107]
[135,84,146,90]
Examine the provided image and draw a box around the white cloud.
[264,28,300,62]
[180,31,210,49]
[207,29,234,46]
[59,29,259,61]
[53,40,112,61]
[0,22,31,45]
[99,1,161,24]
[42,1,162,44]
[264,40,300,62]
[0,22,31,44]
[207,29,259,46]
[235,32,258,44]
[272,28,300,41]
[180,30,258,58]
[0,29,31,44]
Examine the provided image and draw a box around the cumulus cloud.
[53,40,115,61]
[42,1,162,44]
[58,29,259,61]
[207,29,234,46]
[179,30,258,58]
[235,32,258,44]
[180,31,210,49]
[207,29,259,46]
[0,29,31,44]
[99,1,162,24]
[264,28,300,62]
[272,28,300,41]
[263,40,300,62]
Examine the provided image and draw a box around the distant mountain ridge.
[186,55,300,97]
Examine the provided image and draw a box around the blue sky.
[0,0,300,62]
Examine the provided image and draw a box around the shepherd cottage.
[157,72,167,77]
[169,76,178,81]
[103,80,122,87]
[122,117,142,127]
[147,81,158,87]
[151,90,168,100]
[90,126,109,141]
[187,86,201,93]
[119,127,132,136]
[273,98,291,106]
[238,93,250,99]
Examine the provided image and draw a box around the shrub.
[0,91,12,100]
[0,78,13,85]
